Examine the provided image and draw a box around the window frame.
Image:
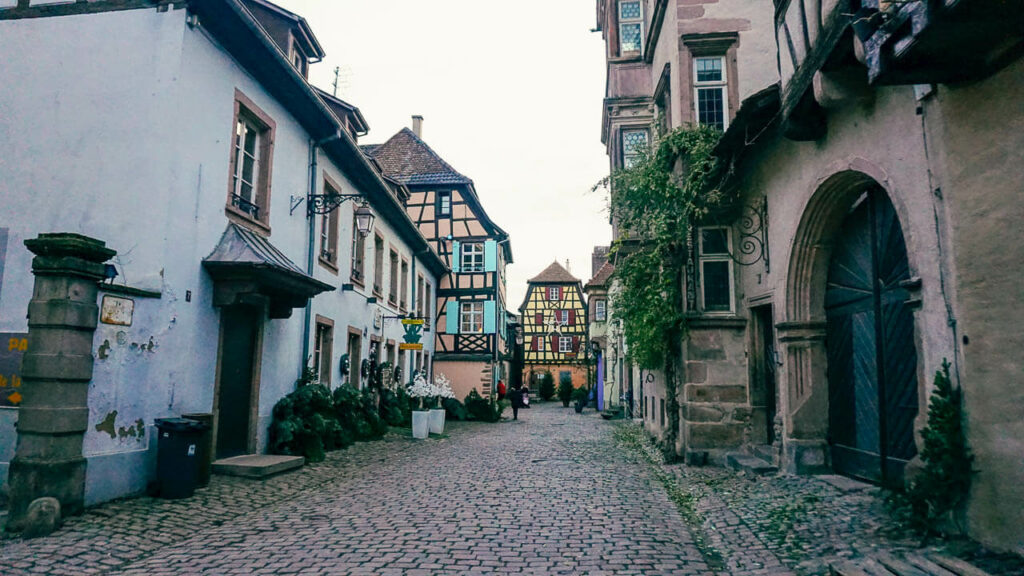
[350,210,366,286]
[347,327,362,389]
[226,90,275,233]
[423,283,432,331]
[555,310,569,326]
[388,248,399,307]
[617,0,644,55]
[318,177,341,273]
[621,128,648,169]
[547,286,561,301]
[595,299,607,322]
[697,226,736,314]
[400,258,410,311]
[460,301,484,334]
[693,55,729,131]
[373,233,385,296]
[460,242,485,273]
[437,191,452,217]
[313,316,334,387]
[559,336,573,354]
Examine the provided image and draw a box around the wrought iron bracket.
[724,196,770,271]
[304,192,363,216]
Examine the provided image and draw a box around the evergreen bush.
[464,390,506,422]
[538,372,556,401]
[443,397,469,421]
[558,379,574,407]
[268,382,336,462]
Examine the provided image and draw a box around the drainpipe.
[301,131,343,377]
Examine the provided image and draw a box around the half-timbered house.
[520,262,589,390]
[365,122,512,400]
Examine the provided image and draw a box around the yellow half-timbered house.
[520,261,589,389]
[364,122,512,400]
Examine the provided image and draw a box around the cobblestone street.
[3,402,1022,576]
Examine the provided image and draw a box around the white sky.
[275,0,612,309]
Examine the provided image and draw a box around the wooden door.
[825,189,918,484]
[216,305,260,459]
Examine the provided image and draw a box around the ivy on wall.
[598,124,728,455]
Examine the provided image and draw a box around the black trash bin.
[154,417,209,499]
[181,412,213,487]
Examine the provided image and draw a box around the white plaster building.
[0,0,445,506]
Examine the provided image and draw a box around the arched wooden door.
[825,188,918,485]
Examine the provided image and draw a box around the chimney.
[412,115,423,138]
[565,259,571,274]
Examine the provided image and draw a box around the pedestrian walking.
[509,385,524,421]
[497,379,506,401]
[522,384,531,408]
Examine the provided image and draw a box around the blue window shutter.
[483,300,496,334]
[446,301,459,334]
[484,240,497,272]
[451,240,461,273]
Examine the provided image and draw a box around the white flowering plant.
[434,373,455,404]
[407,373,438,410]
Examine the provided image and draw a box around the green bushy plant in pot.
[538,371,556,401]
[557,374,573,407]
[572,387,589,414]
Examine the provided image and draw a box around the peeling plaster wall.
[0,7,439,504]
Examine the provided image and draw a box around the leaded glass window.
[618,1,643,54]
[694,56,728,131]
[698,227,734,313]
[460,301,484,333]
[622,129,648,168]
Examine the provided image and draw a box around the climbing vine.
[598,124,729,456]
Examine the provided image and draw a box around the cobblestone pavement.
[615,424,1024,576]
[2,404,709,576]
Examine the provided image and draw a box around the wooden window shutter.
[551,335,558,353]
[572,336,580,352]
[568,309,576,326]
[445,301,459,334]
[483,300,496,334]
[484,239,497,272]
[450,240,461,273]
[535,313,543,326]
[531,336,538,351]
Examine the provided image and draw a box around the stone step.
[830,552,994,576]
[212,454,304,479]
[750,443,776,462]
[726,452,778,475]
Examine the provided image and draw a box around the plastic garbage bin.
[181,412,213,487]
[154,417,209,499]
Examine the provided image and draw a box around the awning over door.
[202,223,333,318]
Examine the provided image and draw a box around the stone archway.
[778,168,920,477]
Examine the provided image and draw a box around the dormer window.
[289,38,308,78]
[618,1,643,55]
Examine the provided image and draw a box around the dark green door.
[216,305,259,459]
[825,188,918,484]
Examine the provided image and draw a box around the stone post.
[5,233,115,531]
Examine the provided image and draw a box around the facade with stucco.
[0,0,444,511]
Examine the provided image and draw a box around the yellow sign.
[401,318,424,326]
[399,343,423,351]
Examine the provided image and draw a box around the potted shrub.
[558,378,574,407]
[572,387,589,414]
[538,371,555,401]
[431,373,455,434]
[407,374,435,439]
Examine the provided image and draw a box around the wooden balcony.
[861,0,1024,85]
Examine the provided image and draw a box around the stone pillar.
[6,233,115,531]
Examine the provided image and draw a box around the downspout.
[301,131,343,377]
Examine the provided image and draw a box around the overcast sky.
[275,0,612,308]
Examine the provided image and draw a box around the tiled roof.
[364,128,472,186]
[585,261,614,289]
[359,144,381,156]
[528,261,580,284]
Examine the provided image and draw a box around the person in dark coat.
[509,385,524,421]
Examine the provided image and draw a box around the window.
[618,1,643,54]
[694,56,728,131]
[547,286,561,301]
[227,91,275,229]
[314,317,334,387]
[460,301,484,334]
[461,243,484,272]
[347,329,362,388]
[289,39,308,78]
[559,337,573,353]
[373,234,385,295]
[319,182,340,271]
[388,249,399,305]
[438,191,451,216]
[350,212,366,284]
[698,227,735,313]
[660,398,665,426]
[555,310,569,325]
[533,335,545,352]
[595,300,607,322]
[424,283,432,330]
[621,129,648,168]
[416,275,425,318]
[400,259,409,311]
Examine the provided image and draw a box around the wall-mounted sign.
[0,333,28,407]
[100,295,134,326]
[373,308,383,329]
[399,343,423,351]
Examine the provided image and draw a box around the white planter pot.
[412,411,430,439]
[429,408,446,435]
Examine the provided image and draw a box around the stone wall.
[681,320,748,464]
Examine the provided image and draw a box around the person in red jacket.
[497,379,507,401]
